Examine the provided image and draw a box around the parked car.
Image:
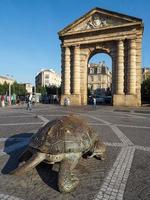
[94,95,105,104]
[88,95,105,104]
[104,96,112,104]
[41,95,49,104]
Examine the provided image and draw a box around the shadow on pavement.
[36,162,59,191]
[1,132,59,192]
[1,132,33,174]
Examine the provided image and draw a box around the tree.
[141,77,150,102]
[46,85,61,95]
[0,82,9,95]
[0,82,27,96]
[11,82,27,96]
[36,85,47,95]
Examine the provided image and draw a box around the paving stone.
[119,127,150,146]
[124,150,150,200]
[90,125,121,143]
[0,104,150,200]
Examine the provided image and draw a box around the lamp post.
[6,74,14,106]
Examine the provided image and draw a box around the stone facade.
[88,62,112,94]
[22,83,33,94]
[0,76,15,85]
[142,68,150,81]
[58,7,144,106]
[35,69,61,88]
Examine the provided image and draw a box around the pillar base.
[60,94,81,106]
[113,94,141,107]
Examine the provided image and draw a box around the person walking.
[26,93,32,110]
[1,95,5,107]
[93,97,96,109]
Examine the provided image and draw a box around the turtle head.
[89,141,106,160]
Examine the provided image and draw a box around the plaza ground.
[0,104,150,200]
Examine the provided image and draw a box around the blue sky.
[0,0,150,85]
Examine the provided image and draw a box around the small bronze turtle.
[10,115,106,193]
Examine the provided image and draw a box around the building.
[142,68,150,81]
[0,75,15,85]
[59,7,143,107]
[88,61,112,95]
[35,69,61,88]
[22,83,33,94]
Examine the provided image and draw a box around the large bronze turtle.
[10,115,106,193]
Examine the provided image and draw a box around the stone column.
[136,36,142,105]
[80,51,88,105]
[116,40,124,94]
[73,45,80,94]
[111,48,116,95]
[64,46,71,95]
[61,46,65,94]
[128,39,136,94]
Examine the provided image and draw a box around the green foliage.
[0,81,9,95]
[46,85,61,95]
[0,81,27,96]
[36,85,61,96]
[141,77,150,102]
[36,85,47,95]
[11,82,27,96]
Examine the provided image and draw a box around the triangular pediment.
[59,7,143,36]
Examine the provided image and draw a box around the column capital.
[117,39,124,46]
[61,44,71,48]
[118,39,124,42]
[74,44,80,49]
[128,38,136,44]
[64,46,71,55]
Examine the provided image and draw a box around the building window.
[90,68,94,74]
[45,75,49,79]
[102,66,106,74]
[45,81,49,85]
[97,67,101,74]
[91,76,94,81]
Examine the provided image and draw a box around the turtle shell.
[29,115,97,154]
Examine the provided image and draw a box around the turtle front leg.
[93,139,106,160]
[58,153,81,193]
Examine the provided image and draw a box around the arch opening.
[87,53,112,105]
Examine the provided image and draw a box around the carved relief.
[67,13,131,34]
[86,14,108,29]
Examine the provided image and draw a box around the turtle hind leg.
[10,152,45,176]
[58,153,81,193]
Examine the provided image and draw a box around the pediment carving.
[68,13,133,33]
[81,14,108,30]
[59,8,143,36]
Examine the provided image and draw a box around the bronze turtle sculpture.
[10,115,106,193]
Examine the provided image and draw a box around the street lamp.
[6,74,14,105]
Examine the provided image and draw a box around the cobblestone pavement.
[0,104,150,200]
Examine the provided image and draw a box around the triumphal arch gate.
[58,8,144,106]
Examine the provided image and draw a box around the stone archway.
[58,7,144,106]
[87,48,112,98]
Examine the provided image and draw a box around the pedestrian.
[26,93,32,110]
[93,97,96,109]
[67,98,70,106]
[64,97,67,106]
[1,95,5,107]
